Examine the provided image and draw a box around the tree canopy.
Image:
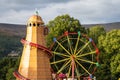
[46,14,86,47]
[97,29,120,79]
[88,25,106,44]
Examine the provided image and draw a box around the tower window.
[44,27,48,35]
[29,23,31,26]
[37,23,40,27]
[33,23,36,26]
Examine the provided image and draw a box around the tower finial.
[35,8,39,15]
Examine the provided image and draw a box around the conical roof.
[27,15,44,24]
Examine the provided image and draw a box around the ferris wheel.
[50,31,100,80]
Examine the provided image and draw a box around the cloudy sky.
[0,0,120,24]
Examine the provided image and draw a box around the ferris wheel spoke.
[51,58,70,64]
[76,58,96,64]
[77,51,96,58]
[88,45,92,52]
[52,62,58,71]
[53,55,59,71]
[75,62,80,78]
[75,59,91,75]
[76,41,90,56]
[74,35,80,54]
[67,36,73,54]
[52,51,70,57]
[57,60,71,74]
[56,40,71,55]
[67,63,72,77]
[88,45,94,63]
[80,39,85,43]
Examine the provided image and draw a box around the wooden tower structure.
[13,13,52,80]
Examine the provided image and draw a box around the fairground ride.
[50,31,100,80]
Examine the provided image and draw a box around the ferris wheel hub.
[70,55,76,60]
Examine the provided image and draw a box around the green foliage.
[87,26,112,80]
[98,29,120,56]
[100,29,120,54]
[88,27,120,80]
[0,57,20,80]
[94,51,112,80]
[0,33,22,57]
[0,29,22,79]
[46,14,86,47]
[6,68,15,80]
[95,63,111,80]
[88,25,106,44]
[111,53,120,77]
[97,29,120,79]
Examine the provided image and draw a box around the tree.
[98,29,120,79]
[46,14,86,47]
[88,25,106,44]
[6,68,16,80]
[111,53,120,78]
[87,26,109,80]
[0,57,20,80]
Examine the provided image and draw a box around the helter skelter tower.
[13,13,52,80]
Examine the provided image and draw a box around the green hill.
[0,23,25,57]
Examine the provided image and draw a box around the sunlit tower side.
[13,13,52,80]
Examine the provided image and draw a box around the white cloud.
[0,0,120,24]
[39,0,120,24]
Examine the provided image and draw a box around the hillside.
[0,22,119,37]
[0,22,119,57]
[0,23,25,57]
[0,23,26,37]
[83,22,120,31]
